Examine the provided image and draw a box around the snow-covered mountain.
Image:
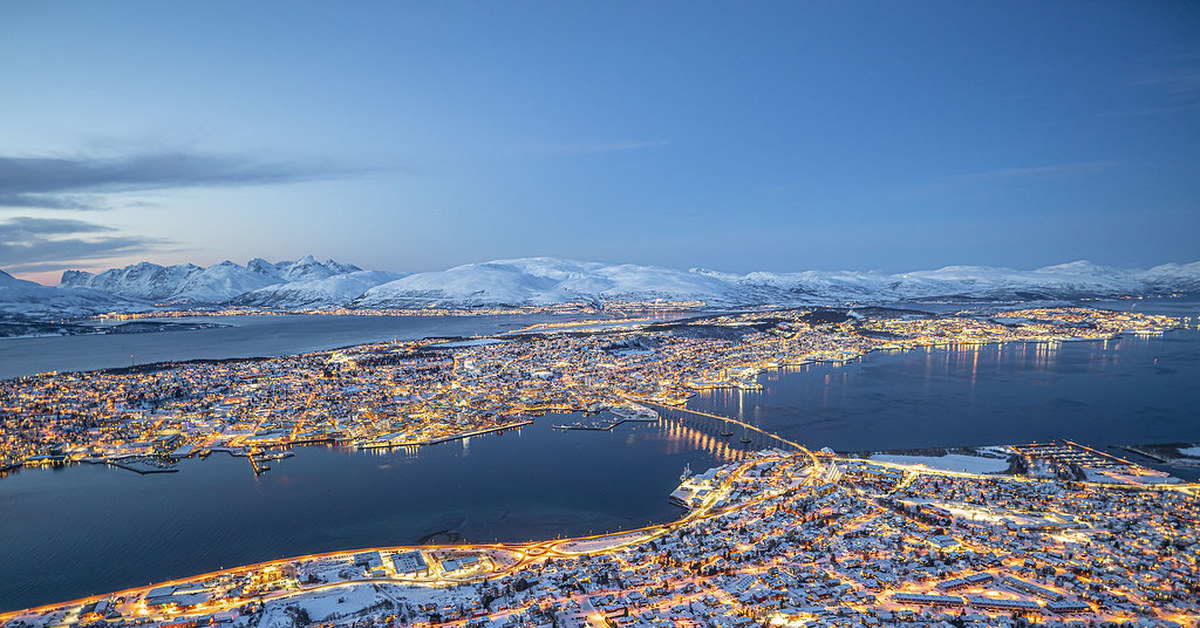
[1136,261,1200,294]
[0,269,140,318]
[351,258,737,309]
[2,256,1198,319]
[59,256,363,304]
[353,257,1200,309]
[228,270,406,309]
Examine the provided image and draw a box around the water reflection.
[690,331,1200,452]
[0,414,729,612]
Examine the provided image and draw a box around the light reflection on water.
[690,330,1200,453]
[0,415,735,612]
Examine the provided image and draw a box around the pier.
[552,415,658,431]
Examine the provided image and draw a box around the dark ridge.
[848,306,936,318]
[97,356,275,376]
[794,308,851,325]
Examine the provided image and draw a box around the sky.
[1,1,1199,284]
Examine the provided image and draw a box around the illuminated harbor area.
[2,448,1196,628]
[0,306,1181,476]
[1,305,1196,627]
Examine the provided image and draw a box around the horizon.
[2,2,1199,284]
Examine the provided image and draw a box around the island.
[0,306,1182,476]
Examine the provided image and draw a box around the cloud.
[948,161,1116,183]
[0,216,165,270]
[901,161,1117,200]
[0,152,362,210]
[1132,51,1200,101]
[0,216,115,238]
[1103,51,1200,117]
[0,193,105,210]
[520,140,669,157]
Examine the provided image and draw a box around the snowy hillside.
[353,257,1200,309]
[228,270,406,309]
[3,256,1198,319]
[0,269,139,318]
[351,258,736,309]
[1136,261,1200,294]
[59,256,362,304]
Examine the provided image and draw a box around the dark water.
[689,297,1200,453]
[0,417,735,612]
[0,314,584,380]
[691,332,1200,452]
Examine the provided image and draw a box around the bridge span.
[628,398,806,453]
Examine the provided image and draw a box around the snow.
[258,583,389,626]
[258,581,471,627]
[3,255,1199,318]
[869,454,1011,474]
[0,269,140,318]
[229,270,405,308]
[353,257,737,309]
[53,256,369,305]
[1082,467,1181,485]
[557,531,656,554]
[353,256,1199,310]
[1178,446,1200,458]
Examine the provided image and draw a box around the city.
[0,307,1181,477]
[5,3,1200,627]
[1,305,1196,627]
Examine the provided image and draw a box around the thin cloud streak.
[0,215,165,270]
[0,152,374,210]
[948,161,1117,182]
[0,216,115,238]
[520,140,669,157]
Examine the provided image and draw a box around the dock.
[552,415,658,431]
[359,420,534,450]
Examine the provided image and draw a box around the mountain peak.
[13,255,1200,317]
[1036,260,1114,275]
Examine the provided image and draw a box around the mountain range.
[1,256,1198,319]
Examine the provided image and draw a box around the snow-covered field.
[869,453,1010,474]
[557,531,656,554]
[258,582,465,628]
[1178,446,1200,458]
[1083,467,1182,485]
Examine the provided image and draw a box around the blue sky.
[2,1,1198,283]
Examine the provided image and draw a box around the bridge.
[629,398,806,453]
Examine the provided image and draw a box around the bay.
[0,417,737,612]
[687,298,1200,459]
